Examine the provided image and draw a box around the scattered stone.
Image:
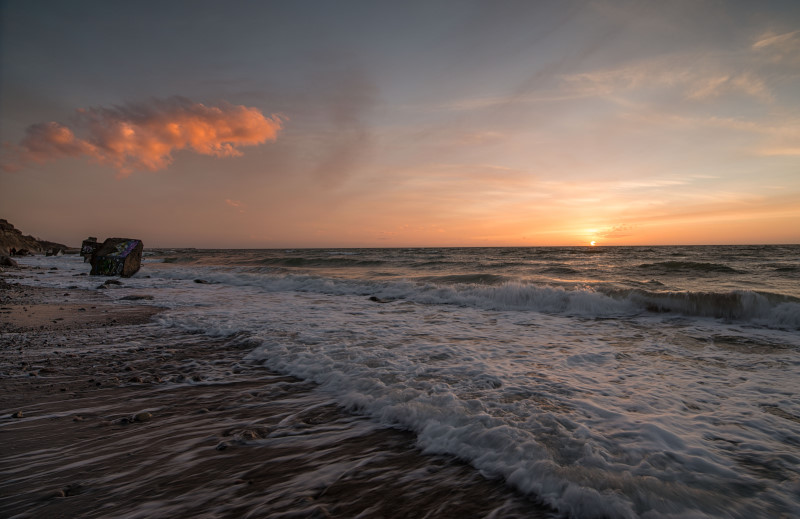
[103,279,123,286]
[11,410,23,418]
[62,483,83,496]
[120,295,154,301]
[215,441,229,451]
[133,412,152,422]
[0,254,18,267]
[128,376,144,383]
[369,296,391,303]
[194,279,211,284]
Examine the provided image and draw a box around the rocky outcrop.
[0,219,69,256]
[0,255,18,267]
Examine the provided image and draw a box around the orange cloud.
[7,97,284,176]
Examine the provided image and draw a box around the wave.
[638,261,741,274]
[254,257,387,268]
[619,288,800,326]
[154,268,800,330]
[416,273,509,285]
[539,266,580,275]
[410,260,465,268]
[158,256,199,264]
[568,248,608,254]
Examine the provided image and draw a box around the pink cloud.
[5,97,284,176]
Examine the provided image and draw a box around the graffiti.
[89,238,143,277]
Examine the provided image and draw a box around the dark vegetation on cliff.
[0,219,69,256]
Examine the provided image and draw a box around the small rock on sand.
[133,412,152,422]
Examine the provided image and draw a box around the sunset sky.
[2,1,799,247]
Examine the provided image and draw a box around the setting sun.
[590,241,597,246]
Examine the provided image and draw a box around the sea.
[11,245,800,518]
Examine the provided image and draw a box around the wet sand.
[0,275,554,518]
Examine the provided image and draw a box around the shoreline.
[0,272,551,518]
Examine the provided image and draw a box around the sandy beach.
[0,269,548,519]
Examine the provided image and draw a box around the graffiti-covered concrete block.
[90,238,143,277]
[81,237,99,263]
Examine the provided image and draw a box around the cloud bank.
[6,97,283,175]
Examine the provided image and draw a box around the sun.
[590,241,597,246]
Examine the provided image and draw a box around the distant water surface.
[16,246,800,518]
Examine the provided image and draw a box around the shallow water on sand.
[0,324,547,518]
[9,246,800,518]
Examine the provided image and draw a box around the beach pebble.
[194,279,210,284]
[11,410,23,418]
[215,441,229,451]
[133,412,152,422]
[61,483,83,496]
[128,376,144,383]
[44,488,67,500]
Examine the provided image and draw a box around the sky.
[1,0,799,248]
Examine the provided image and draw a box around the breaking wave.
[157,268,800,330]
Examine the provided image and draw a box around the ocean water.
[11,246,800,518]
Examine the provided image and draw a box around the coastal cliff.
[0,219,68,255]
